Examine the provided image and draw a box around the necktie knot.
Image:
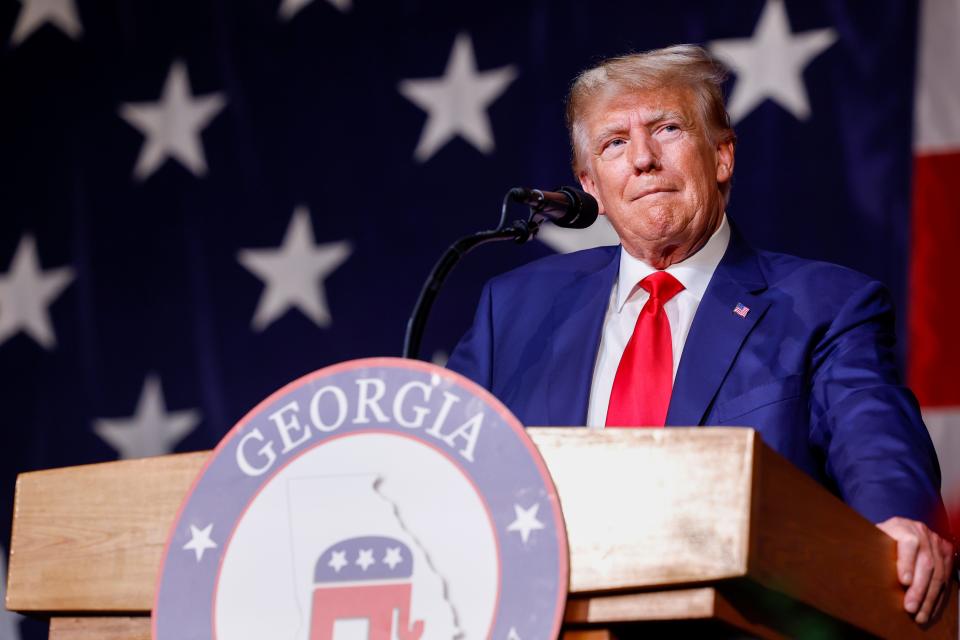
[639,271,684,303]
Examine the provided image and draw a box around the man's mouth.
[631,187,674,200]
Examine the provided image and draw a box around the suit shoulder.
[756,249,881,294]
[750,248,894,326]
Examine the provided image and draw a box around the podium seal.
[154,357,568,640]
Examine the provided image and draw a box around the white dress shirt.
[586,215,731,427]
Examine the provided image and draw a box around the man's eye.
[598,138,627,157]
[660,124,680,134]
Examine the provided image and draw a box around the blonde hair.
[565,44,736,200]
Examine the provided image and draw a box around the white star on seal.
[356,548,375,571]
[237,206,352,331]
[9,0,82,47]
[383,546,403,570]
[278,0,350,21]
[398,32,518,162]
[708,0,837,124]
[118,60,227,180]
[328,550,348,573]
[506,503,545,544]
[93,374,201,459]
[0,234,74,350]
[183,524,218,562]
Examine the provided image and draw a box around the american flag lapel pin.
[733,302,750,318]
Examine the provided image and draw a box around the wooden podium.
[5,427,957,639]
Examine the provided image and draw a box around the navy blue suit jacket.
[447,228,945,528]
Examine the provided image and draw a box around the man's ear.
[716,137,735,183]
[578,170,604,214]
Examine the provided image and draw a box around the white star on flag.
[328,550,348,572]
[0,234,74,350]
[507,627,521,640]
[506,502,545,544]
[182,524,218,562]
[383,546,403,569]
[537,215,620,255]
[708,0,837,124]
[93,374,201,459]
[237,206,352,331]
[278,0,350,21]
[356,548,375,571]
[398,32,518,162]
[9,0,82,47]
[118,60,227,180]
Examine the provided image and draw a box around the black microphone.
[508,186,599,229]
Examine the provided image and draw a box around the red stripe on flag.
[908,151,960,406]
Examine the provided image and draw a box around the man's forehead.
[585,85,696,129]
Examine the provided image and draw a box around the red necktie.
[606,271,684,427]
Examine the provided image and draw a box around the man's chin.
[625,208,684,238]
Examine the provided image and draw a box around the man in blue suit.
[447,45,954,624]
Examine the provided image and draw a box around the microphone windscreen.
[555,186,599,229]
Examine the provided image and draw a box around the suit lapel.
[666,229,770,426]
[546,248,619,425]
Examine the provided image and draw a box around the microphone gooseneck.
[402,185,599,360]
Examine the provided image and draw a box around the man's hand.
[877,517,955,624]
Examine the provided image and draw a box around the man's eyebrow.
[644,109,688,126]
[592,121,629,145]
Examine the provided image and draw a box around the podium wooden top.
[530,427,755,591]
[6,427,956,638]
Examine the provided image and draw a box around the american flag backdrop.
[1,0,958,636]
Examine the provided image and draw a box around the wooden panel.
[564,587,785,639]
[7,452,208,612]
[749,441,960,639]
[49,617,150,640]
[529,427,753,593]
[561,631,614,640]
[564,587,718,623]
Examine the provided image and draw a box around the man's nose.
[629,131,660,172]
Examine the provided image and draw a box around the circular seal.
[154,357,568,640]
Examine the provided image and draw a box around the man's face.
[577,85,734,265]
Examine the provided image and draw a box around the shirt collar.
[615,214,731,312]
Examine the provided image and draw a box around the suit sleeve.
[445,281,494,391]
[807,279,948,532]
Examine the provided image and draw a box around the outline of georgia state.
[285,473,461,640]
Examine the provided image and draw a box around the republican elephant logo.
[309,535,425,640]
